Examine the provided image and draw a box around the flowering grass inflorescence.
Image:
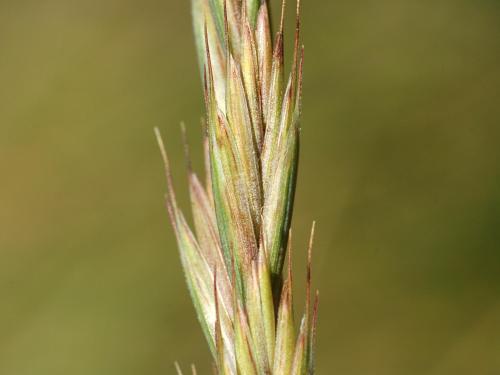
[155,0,318,373]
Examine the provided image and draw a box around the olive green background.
[1,0,499,374]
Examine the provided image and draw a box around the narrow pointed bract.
[274,271,295,374]
[158,1,319,373]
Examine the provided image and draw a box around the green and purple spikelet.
[156,0,318,373]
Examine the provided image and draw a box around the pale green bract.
[156,0,319,373]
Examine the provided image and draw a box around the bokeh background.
[1,0,499,373]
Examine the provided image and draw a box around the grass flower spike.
[155,0,318,373]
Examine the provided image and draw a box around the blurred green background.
[1,0,499,373]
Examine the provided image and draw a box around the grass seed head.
[157,0,318,373]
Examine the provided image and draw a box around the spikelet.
[156,1,318,373]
